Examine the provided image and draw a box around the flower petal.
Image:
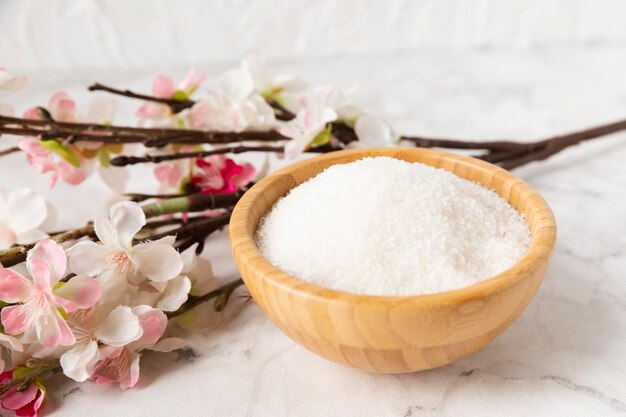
[0,332,23,351]
[54,275,102,312]
[99,166,129,194]
[93,306,142,347]
[49,92,76,122]
[130,242,183,282]
[152,75,175,98]
[1,383,38,410]
[219,68,254,102]
[1,305,34,335]
[180,244,198,273]
[94,214,120,248]
[354,114,395,146]
[156,276,191,312]
[27,239,66,284]
[5,189,47,233]
[14,229,48,245]
[0,69,27,91]
[119,353,140,390]
[86,96,116,124]
[67,240,110,276]
[0,269,33,303]
[36,308,76,347]
[15,387,44,417]
[150,337,187,352]
[60,340,100,382]
[110,202,145,248]
[25,257,52,293]
[130,305,167,349]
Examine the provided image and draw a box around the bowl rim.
[229,147,557,306]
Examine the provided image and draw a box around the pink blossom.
[154,162,184,193]
[60,306,143,382]
[91,306,182,389]
[186,68,275,132]
[279,93,337,158]
[17,92,92,188]
[137,69,206,123]
[17,138,87,188]
[0,68,27,91]
[189,155,255,194]
[0,370,45,417]
[0,240,101,348]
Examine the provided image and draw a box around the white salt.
[255,157,531,296]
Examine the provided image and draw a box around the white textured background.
[3,0,626,72]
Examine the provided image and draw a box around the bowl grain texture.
[229,148,556,373]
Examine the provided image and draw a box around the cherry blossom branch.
[110,145,287,166]
[0,115,286,146]
[88,83,194,113]
[0,277,246,395]
[136,212,230,244]
[0,192,244,267]
[167,278,244,318]
[0,146,19,156]
[0,224,97,268]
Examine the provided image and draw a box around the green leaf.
[98,147,111,168]
[171,90,189,102]
[308,124,332,148]
[13,367,31,379]
[40,140,81,167]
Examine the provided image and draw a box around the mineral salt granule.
[255,157,531,296]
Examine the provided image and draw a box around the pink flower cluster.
[154,154,256,195]
[0,201,219,416]
[16,92,127,190]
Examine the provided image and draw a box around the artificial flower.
[18,93,88,187]
[68,201,183,291]
[60,305,143,382]
[240,50,307,98]
[0,68,27,91]
[136,69,206,123]
[353,114,398,147]
[0,188,50,249]
[91,306,183,389]
[189,155,255,194]
[0,67,27,117]
[0,334,22,373]
[173,255,223,331]
[0,240,101,347]
[187,68,275,132]
[0,370,45,417]
[279,93,338,158]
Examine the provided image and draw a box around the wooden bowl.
[229,147,556,373]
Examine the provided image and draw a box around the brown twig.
[0,146,20,156]
[89,83,194,113]
[0,115,287,146]
[140,212,231,244]
[0,224,96,268]
[111,145,286,166]
[167,278,245,318]
[0,192,243,267]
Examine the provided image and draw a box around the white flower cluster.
[138,51,399,157]
[0,201,221,389]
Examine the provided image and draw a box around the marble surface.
[1,46,625,416]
